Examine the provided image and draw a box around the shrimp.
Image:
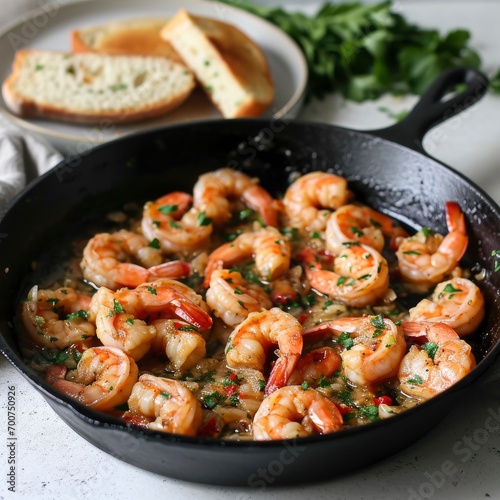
[203,227,291,286]
[300,244,390,307]
[134,279,213,331]
[283,171,349,232]
[45,346,138,411]
[399,321,476,400]
[151,319,206,372]
[192,167,280,227]
[22,286,95,349]
[88,280,212,360]
[89,287,157,361]
[325,204,408,254]
[288,347,341,385]
[206,269,272,327]
[127,374,203,436]
[225,308,303,396]
[252,385,343,440]
[304,315,406,386]
[81,230,191,289]
[396,201,468,290]
[409,277,485,337]
[141,191,212,253]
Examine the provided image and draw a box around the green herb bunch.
[219,0,497,101]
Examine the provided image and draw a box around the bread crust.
[2,49,195,125]
[71,18,183,63]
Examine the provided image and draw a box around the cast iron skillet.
[1,68,499,486]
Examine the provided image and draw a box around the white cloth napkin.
[0,114,62,213]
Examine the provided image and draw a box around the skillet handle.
[369,68,489,153]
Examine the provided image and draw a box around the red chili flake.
[198,416,219,437]
[225,384,238,397]
[374,395,393,406]
[297,313,309,324]
[336,403,352,415]
[318,250,335,265]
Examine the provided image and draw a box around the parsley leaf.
[422,341,438,359]
[338,331,354,350]
[219,0,482,102]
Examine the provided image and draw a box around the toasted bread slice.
[71,17,182,63]
[161,9,274,118]
[2,50,195,124]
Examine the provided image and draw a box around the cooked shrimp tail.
[113,260,192,288]
[137,283,213,330]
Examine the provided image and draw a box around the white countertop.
[1,1,500,499]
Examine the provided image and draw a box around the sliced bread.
[2,50,195,124]
[160,9,274,118]
[71,17,182,63]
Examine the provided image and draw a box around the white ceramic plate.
[0,0,307,152]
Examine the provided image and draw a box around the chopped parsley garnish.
[66,310,88,321]
[160,392,171,399]
[322,299,333,310]
[148,238,161,249]
[258,379,266,392]
[358,405,379,422]
[239,208,254,220]
[403,250,421,255]
[158,204,178,214]
[147,286,157,295]
[351,226,363,237]
[438,283,462,299]
[338,332,354,350]
[301,381,309,390]
[113,299,125,314]
[371,314,385,338]
[202,391,225,409]
[407,374,423,385]
[179,325,199,332]
[199,370,217,382]
[169,221,182,229]
[197,212,212,226]
[492,250,500,272]
[317,374,332,388]
[422,341,438,359]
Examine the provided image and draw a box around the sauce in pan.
[18,168,484,440]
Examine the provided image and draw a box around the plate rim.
[0,0,308,146]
